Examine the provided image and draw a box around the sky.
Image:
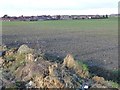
[0,0,119,16]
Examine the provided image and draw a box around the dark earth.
[2,19,118,82]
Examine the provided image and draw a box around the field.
[2,18,118,72]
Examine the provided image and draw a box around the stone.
[25,81,35,88]
[0,79,3,89]
[92,76,105,84]
[0,51,6,57]
[25,53,34,63]
[0,45,7,51]
[62,54,89,78]
[15,63,34,81]
[91,83,108,88]
[43,76,64,88]
[0,57,4,66]
[34,75,44,88]
[0,51,2,57]
[17,44,33,54]
[5,48,17,56]
[62,54,76,69]
[48,63,58,76]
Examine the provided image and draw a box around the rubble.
[0,44,119,89]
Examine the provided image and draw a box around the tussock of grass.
[74,60,89,78]
[76,61,119,88]
[77,61,88,72]
[107,81,119,88]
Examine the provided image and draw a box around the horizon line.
[0,13,118,17]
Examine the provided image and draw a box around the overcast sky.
[0,0,119,16]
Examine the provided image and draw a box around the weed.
[107,81,119,88]
[77,61,89,71]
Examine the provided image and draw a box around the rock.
[81,84,89,90]
[5,48,17,56]
[0,45,7,57]
[91,83,108,88]
[62,54,89,78]
[0,78,14,88]
[62,54,76,69]
[0,45,7,51]
[0,51,2,57]
[34,75,44,88]
[25,53,34,63]
[0,51,6,57]
[0,79,3,89]
[0,57,4,67]
[92,76,105,84]
[15,63,35,81]
[5,51,13,56]
[43,76,64,88]
[48,63,58,76]
[25,81,35,88]
[17,44,33,54]
[15,59,49,81]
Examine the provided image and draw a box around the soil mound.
[1,44,119,89]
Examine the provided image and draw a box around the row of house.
[1,15,108,21]
[109,14,120,17]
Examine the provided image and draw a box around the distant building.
[110,14,119,17]
[1,14,109,21]
[60,15,71,20]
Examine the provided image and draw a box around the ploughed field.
[2,18,118,71]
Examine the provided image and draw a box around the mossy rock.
[17,44,33,54]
